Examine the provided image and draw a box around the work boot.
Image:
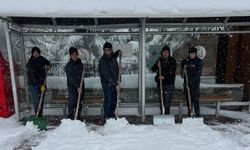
[68,113,74,120]
[99,119,106,125]
[76,114,82,120]
[195,113,200,118]
[38,113,43,118]
[165,109,170,115]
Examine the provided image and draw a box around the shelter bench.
[173,95,233,117]
[51,95,103,117]
[51,94,235,118]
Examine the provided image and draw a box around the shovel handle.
[36,71,48,118]
[159,63,165,115]
[74,68,85,120]
[36,91,44,118]
[184,67,193,116]
[115,54,122,119]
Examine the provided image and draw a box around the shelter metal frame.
[1,16,250,121]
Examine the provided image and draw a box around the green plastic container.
[22,116,47,131]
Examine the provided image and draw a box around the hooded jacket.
[65,58,85,90]
[98,51,119,89]
[151,49,177,85]
[26,55,51,85]
[181,56,203,87]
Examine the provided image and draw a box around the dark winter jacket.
[65,58,85,91]
[98,51,119,89]
[26,56,51,85]
[181,56,203,87]
[151,56,177,85]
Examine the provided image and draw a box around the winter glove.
[78,87,82,94]
[45,65,52,73]
[188,80,195,87]
[40,84,46,92]
[117,49,122,56]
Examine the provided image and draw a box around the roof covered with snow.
[0,0,250,18]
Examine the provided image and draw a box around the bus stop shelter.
[0,0,250,121]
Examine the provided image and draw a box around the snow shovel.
[36,84,46,118]
[115,53,122,119]
[74,67,85,120]
[184,66,203,122]
[28,67,50,131]
[153,62,175,125]
[183,66,193,117]
[36,66,51,118]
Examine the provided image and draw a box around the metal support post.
[139,18,146,122]
[4,20,19,120]
[215,101,220,117]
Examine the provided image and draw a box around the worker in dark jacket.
[65,47,85,120]
[98,42,121,119]
[151,46,177,114]
[181,47,203,117]
[27,47,51,117]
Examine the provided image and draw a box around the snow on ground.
[211,122,250,149]
[33,118,250,150]
[1,110,250,150]
[0,115,39,150]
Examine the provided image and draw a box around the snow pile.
[0,116,39,150]
[103,118,129,135]
[50,119,89,137]
[0,0,250,17]
[33,117,247,150]
[100,118,144,136]
[32,119,89,149]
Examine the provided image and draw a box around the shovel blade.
[23,116,47,131]
[153,114,175,125]
[115,108,120,119]
[182,117,204,125]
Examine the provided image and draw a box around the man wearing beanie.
[26,46,52,117]
[151,46,177,114]
[98,42,122,119]
[181,47,203,117]
[65,47,85,120]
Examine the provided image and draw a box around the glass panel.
[145,33,242,104]
[0,22,8,60]
[23,34,140,108]
[10,32,29,112]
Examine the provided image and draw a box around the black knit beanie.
[103,42,112,49]
[161,46,170,56]
[69,47,78,55]
[31,47,41,54]
[189,47,198,53]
